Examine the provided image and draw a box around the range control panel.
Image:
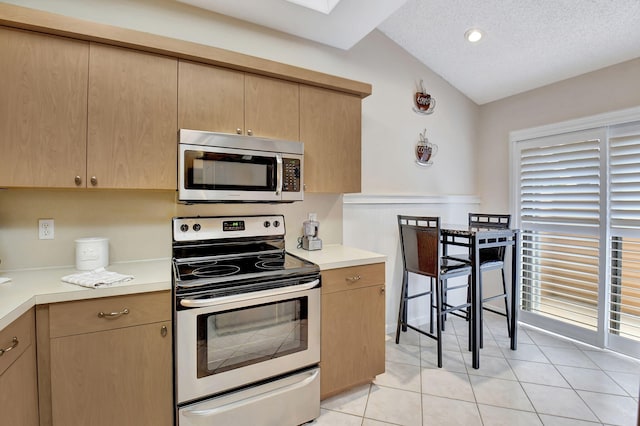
[173,215,285,242]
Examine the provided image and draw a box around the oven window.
[185,150,275,191]
[196,297,308,378]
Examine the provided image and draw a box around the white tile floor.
[311,312,640,426]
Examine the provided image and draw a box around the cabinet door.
[0,27,88,188]
[50,321,172,426]
[321,285,385,398]
[0,343,39,426]
[178,60,244,134]
[245,74,299,140]
[88,43,178,189]
[300,86,361,193]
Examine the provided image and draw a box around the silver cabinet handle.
[98,308,129,318]
[247,129,253,136]
[346,275,361,283]
[74,175,82,186]
[236,128,242,134]
[0,337,18,356]
[90,176,98,186]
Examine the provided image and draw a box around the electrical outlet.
[38,219,54,240]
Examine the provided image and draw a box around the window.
[512,112,640,358]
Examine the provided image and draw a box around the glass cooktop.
[173,251,318,287]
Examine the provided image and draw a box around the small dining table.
[440,224,521,369]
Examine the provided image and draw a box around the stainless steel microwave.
[178,129,304,203]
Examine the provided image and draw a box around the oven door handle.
[179,278,320,308]
[182,368,319,418]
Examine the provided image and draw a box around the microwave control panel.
[282,158,301,192]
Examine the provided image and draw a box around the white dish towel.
[62,268,133,289]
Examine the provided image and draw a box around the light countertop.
[289,244,386,270]
[0,259,171,331]
[0,245,386,331]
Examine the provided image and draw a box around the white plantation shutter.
[513,115,640,357]
[517,129,604,334]
[610,132,640,230]
[609,123,640,342]
[520,137,601,228]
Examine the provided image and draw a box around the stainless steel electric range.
[172,215,321,426]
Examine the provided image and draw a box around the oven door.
[179,143,283,202]
[176,280,320,404]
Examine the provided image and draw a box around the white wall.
[0,0,479,270]
[478,57,640,213]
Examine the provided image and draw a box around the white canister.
[75,237,109,271]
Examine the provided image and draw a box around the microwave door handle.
[180,278,320,308]
[276,153,283,196]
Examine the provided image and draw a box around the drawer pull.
[161,325,168,337]
[345,275,361,283]
[0,337,18,356]
[98,308,129,319]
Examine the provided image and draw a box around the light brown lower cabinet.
[320,263,386,399]
[0,309,39,426]
[37,291,172,426]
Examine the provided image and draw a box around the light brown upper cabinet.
[88,43,178,189]
[300,86,362,193]
[178,61,300,141]
[0,27,88,188]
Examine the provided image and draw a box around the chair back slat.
[398,215,440,277]
[468,213,511,229]
[468,213,511,262]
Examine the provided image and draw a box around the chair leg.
[501,268,512,338]
[429,278,435,334]
[441,280,448,331]
[479,272,484,349]
[466,276,472,351]
[395,271,408,344]
[436,279,443,368]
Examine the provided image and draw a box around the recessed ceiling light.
[464,28,483,43]
[285,0,342,14]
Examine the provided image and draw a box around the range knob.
[273,220,281,228]
[180,224,189,233]
[263,221,271,228]
[193,223,201,232]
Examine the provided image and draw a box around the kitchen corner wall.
[0,0,480,271]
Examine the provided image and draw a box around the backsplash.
[0,189,342,271]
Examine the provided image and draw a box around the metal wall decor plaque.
[413,80,436,114]
[415,129,438,167]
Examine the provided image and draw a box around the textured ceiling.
[177,0,640,105]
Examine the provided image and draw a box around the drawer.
[0,308,34,377]
[49,291,171,338]
[321,263,385,295]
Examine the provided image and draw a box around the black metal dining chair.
[449,213,512,344]
[396,215,473,367]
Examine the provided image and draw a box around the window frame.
[509,105,640,358]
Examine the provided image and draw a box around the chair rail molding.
[343,194,480,205]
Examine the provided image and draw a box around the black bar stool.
[449,213,512,345]
[396,215,473,367]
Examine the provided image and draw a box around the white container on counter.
[75,237,109,271]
